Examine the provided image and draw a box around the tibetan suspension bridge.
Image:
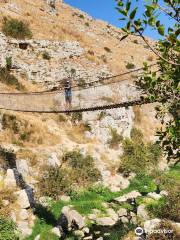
[0,64,156,113]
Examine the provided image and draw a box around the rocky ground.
[0,0,179,240]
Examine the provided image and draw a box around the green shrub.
[104,47,111,53]
[20,131,32,141]
[157,164,180,190]
[107,128,123,148]
[77,79,86,88]
[85,22,90,27]
[83,121,92,132]
[62,150,101,186]
[5,57,12,70]
[126,62,136,69]
[71,112,82,123]
[130,128,143,142]
[42,51,51,60]
[38,151,101,199]
[0,217,18,240]
[146,185,180,222]
[0,146,16,169]
[2,17,32,39]
[0,67,24,90]
[38,166,73,199]
[57,114,67,122]
[119,128,162,175]
[79,14,84,19]
[2,114,20,134]
[133,39,138,44]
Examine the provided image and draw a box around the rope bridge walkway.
[0,64,157,113]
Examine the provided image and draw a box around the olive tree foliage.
[116,0,180,163]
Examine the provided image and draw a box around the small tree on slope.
[116,0,179,163]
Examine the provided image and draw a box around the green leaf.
[175,28,180,37]
[145,9,151,17]
[135,19,142,27]
[118,1,123,7]
[156,20,160,27]
[120,34,129,41]
[126,21,131,30]
[148,17,155,26]
[158,25,165,36]
[126,1,131,11]
[130,8,137,20]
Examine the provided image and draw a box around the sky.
[64,0,174,40]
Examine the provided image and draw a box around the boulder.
[60,206,85,230]
[117,208,127,217]
[96,217,116,226]
[106,208,118,222]
[171,222,180,237]
[137,204,150,221]
[17,221,32,237]
[147,192,162,200]
[47,152,61,167]
[16,159,30,178]
[120,216,129,224]
[88,214,96,221]
[114,191,141,203]
[60,195,71,202]
[10,211,17,222]
[83,227,90,234]
[16,189,30,209]
[2,199,10,207]
[19,209,29,220]
[4,169,17,188]
[160,190,168,196]
[51,227,61,237]
[34,235,40,240]
[74,230,84,238]
[144,219,161,234]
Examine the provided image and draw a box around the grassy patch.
[158,164,180,190]
[26,218,52,240]
[0,189,16,217]
[2,17,32,39]
[27,174,157,240]
[129,174,157,194]
[126,62,136,69]
[42,51,51,60]
[0,216,19,240]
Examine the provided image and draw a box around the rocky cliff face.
[0,0,160,192]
